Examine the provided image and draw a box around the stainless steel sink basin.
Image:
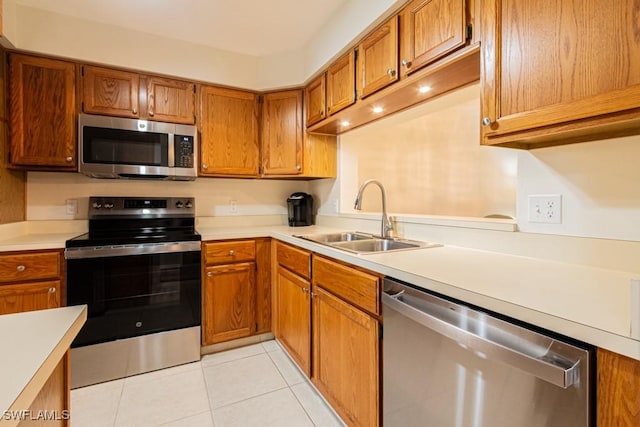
[294,232,440,254]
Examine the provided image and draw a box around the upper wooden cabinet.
[82,66,139,118]
[9,54,77,170]
[481,0,640,148]
[81,65,195,124]
[327,51,356,116]
[261,90,303,175]
[199,86,259,176]
[305,73,326,127]
[399,0,467,77]
[358,15,399,99]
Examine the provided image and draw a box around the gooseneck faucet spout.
[354,179,393,238]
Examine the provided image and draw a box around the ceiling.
[13,0,350,56]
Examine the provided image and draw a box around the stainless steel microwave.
[78,114,198,181]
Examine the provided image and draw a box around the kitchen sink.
[294,232,440,254]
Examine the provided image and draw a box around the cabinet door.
[0,280,60,315]
[481,0,640,145]
[199,86,259,176]
[18,355,68,427]
[327,51,356,115]
[305,73,326,127]
[261,90,303,175]
[312,287,379,427]
[9,54,76,169]
[82,66,140,118]
[359,15,399,99]
[400,0,466,77]
[146,76,195,124]
[597,348,640,426]
[203,262,255,345]
[275,266,311,376]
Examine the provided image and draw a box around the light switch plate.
[66,199,78,215]
[528,194,562,224]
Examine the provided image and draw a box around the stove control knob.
[104,202,114,209]
[176,201,184,209]
[185,201,193,209]
[92,202,102,209]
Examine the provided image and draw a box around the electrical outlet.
[229,199,238,214]
[66,199,78,215]
[332,199,339,213]
[528,194,562,224]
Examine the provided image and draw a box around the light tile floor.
[71,340,345,427]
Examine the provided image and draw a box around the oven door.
[66,242,201,348]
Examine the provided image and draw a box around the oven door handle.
[65,241,201,259]
[382,291,581,389]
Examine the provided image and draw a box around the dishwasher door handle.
[382,291,581,389]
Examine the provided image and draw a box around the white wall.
[26,172,309,220]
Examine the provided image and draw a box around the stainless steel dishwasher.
[383,278,594,427]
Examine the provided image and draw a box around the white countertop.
[0,306,87,426]
[2,223,640,360]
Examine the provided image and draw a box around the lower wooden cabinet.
[597,347,640,426]
[201,239,271,346]
[0,280,60,314]
[18,355,70,427]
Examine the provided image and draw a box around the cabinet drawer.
[312,256,380,315]
[203,240,256,265]
[0,252,61,283]
[276,242,311,279]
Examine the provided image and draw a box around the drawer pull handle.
[49,287,56,293]
[302,287,309,294]
[311,292,317,298]
[16,265,25,272]
[229,250,235,256]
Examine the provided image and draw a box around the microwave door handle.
[168,133,175,167]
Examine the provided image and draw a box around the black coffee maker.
[287,192,313,226]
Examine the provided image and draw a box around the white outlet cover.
[528,194,562,224]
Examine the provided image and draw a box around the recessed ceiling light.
[341,120,350,127]
[372,106,384,114]
[418,85,432,94]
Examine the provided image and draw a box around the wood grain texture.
[82,65,139,117]
[0,280,60,315]
[305,73,326,127]
[203,262,255,345]
[199,86,259,176]
[275,265,311,376]
[146,76,195,124]
[312,286,379,427]
[359,15,399,99]
[203,240,256,265]
[276,241,311,279]
[481,0,640,146]
[9,54,76,170]
[261,90,303,175]
[255,238,271,334]
[0,251,61,283]
[400,0,466,77]
[312,255,380,316]
[597,348,640,426]
[18,356,68,427]
[302,133,337,178]
[327,51,356,115]
[0,48,26,224]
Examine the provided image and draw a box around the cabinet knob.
[387,68,396,77]
[49,287,56,293]
[319,110,324,116]
[229,250,235,256]
[132,108,137,114]
[202,164,208,169]
[296,165,301,171]
[65,156,73,163]
[482,117,493,126]
[302,287,309,294]
[207,271,213,277]
[310,292,317,298]
[401,59,411,68]
[148,110,154,117]
[16,265,25,272]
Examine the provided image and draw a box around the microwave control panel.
[175,135,195,168]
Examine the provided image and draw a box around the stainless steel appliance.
[383,278,594,427]
[287,192,313,226]
[78,114,197,180]
[65,197,201,388]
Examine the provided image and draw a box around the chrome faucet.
[354,179,393,238]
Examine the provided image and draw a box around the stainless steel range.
[65,196,201,389]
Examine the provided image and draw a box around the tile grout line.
[199,361,218,426]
